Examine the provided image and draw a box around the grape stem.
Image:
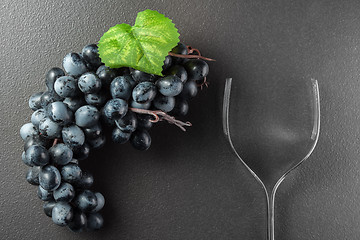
[129,107,192,131]
[168,52,215,62]
[198,77,209,90]
[52,138,59,146]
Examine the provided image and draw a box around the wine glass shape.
[222,78,320,240]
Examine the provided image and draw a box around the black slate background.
[1,0,360,239]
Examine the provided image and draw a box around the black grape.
[132,82,157,103]
[75,105,100,128]
[163,65,188,83]
[130,129,151,151]
[61,163,82,183]
[43,201,56,217]
[170,98,189,116]
[110,75,134,100]
[68,210,87,232]
[63,97,86,112]
[112,127,131,144]
[155,75,183,97]
[130,68,155,82]
[29,92,44,111]
[74,190,97,212]
[183,59,209,81]
[39,165,61,191]
[103,98,128,120]
[78,72,102,94]
[115,111,137,133]
[86,213,104,231]
[62,125,85,149]
[53,182,75,202]
[25,145,50,166]
[72,143,90,161]
[52,202,74,226]
[46,67,65,91]
[20,123,38,141]
[63,53,88,77]
[40,90,63,108]
[82,44,102,69]
[153,95,175,113]
[47,101,74,126]
[49,143,73,165]
[179,80,198,99]
[26,166,41,185]
[96,65,118,88]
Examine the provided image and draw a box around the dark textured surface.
[1,0,360,239]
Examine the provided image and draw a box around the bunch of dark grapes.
[19,42,209,232]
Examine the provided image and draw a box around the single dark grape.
[52,202,74,226]
[20,123,38,141]
[38,117,62,139]
[26,166,41,185]
[82,44,102,69]
[37,185,53,201]
[75,105,100,128]
[72,143,90,161]
[170,98,189,116]
[103,98,128,120]
[153,95,175,113]
[53,182,75,202]
[31,109,47,129]
[86,213,104,231]
[179,80,198,99]
[84,91,108,107]
[83,123,102,139]
[46,101,74,126]
[46,67,65,91]
[96,65,118,88]
[163,65,188,83]
[112,127,131,144]
[130,68,155,82]
[43,201,56,217]
[92,192,105,213]
[183,59,209,81]
[162,55,172,71]
[132,82,157,103]
[49,143,73,165]
[40,90,63,108]
[130,129,151,151]
[63,97,86,112]
[25,145,50,166]
[110,75,134,100]
[63,53,88,77]
[39,165,61,191]
[29,92,44,111]
[155,75,183,97]
[54,76,79,98]
[115,111,137,133]
[78,72,102,94]
[74,190,97,212]
[74,170,94,189]
[62,125,85,149]
[170,42,188,64]
[61,163,82,183]
[68,210,87,232]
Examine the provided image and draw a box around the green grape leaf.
[98,9,180,76]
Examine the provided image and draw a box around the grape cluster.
[20,42,209,232]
